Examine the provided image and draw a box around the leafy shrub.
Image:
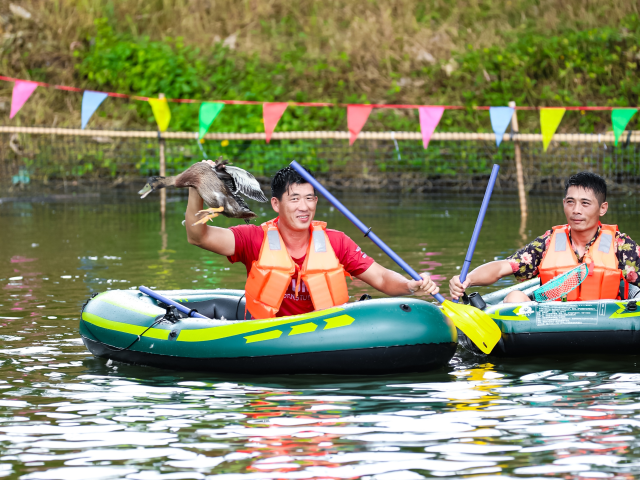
[75,16,640,134]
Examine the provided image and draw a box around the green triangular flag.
[199,102,225,140]
[612,108,637,146]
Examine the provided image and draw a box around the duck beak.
[138,184,153,199]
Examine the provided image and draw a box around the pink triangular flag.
[347,105,373,145]
[418,106,445,149]
[10,81,39,119]
[263,102,288,143]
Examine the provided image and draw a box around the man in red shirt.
[186,165,438,318]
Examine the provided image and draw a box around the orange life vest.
[539,223,623,301]
[244,219,350,319]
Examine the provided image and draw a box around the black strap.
[83,318,164,353]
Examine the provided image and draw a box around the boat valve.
[628,301,637,312]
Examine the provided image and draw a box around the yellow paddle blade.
[440,300,501,354]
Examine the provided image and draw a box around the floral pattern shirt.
[506,225,640,285]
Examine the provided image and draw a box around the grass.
[1,0,639,134]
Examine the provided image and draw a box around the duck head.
[139,176,170,198]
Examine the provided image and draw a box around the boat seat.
[180,296,252,321]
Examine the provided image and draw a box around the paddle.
[289,161,501,354]
[457,164,501,303]
[139,286,210,319]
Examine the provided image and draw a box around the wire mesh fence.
[1,127,640,195]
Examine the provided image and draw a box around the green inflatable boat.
[459,278,640,356]
[80,289,457,374]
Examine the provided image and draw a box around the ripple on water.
[4,193,640,478]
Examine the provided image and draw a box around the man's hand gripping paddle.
[289,161,501,354]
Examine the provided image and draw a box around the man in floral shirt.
[450,172,640,303]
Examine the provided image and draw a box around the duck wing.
[224,166,269,202]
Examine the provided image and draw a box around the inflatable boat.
[459,278,640,356]
[80,289,457,374]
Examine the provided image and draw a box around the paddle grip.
[290,161,446,304]
[139,286,210,319]
[455,164,500,303]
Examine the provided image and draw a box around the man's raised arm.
[185,188,236,257]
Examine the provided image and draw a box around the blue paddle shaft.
[139,286,209,319]
[290,161,446,304]
[459,164,500,284]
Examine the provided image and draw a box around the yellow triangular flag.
[540,108,566,152]
[148,97,171,132]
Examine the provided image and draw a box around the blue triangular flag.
[489,106,515,147]
[81,91,109,129]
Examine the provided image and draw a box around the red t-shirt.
[228,223,374,317]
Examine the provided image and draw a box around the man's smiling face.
[271,182,317,231]
[563,186,608,233]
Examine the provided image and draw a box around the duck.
[138,157,268,225]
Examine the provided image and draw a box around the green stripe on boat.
[82,311,169,340]
[176,307,345,342]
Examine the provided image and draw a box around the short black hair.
[271,166,314,200]
[565,171,607,204]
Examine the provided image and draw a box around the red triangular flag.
[263,102,288,143]
[347,105,373,145]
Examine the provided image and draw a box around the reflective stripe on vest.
[555,231,567,252]
[539,223,622,301]
[245,219,349,319]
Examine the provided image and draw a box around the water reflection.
[2,192,640,478]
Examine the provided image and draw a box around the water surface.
[2,191,640,479]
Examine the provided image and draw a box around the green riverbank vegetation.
[1,0,639,134]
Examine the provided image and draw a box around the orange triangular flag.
[263,102,288,143]
[347,105,373,145]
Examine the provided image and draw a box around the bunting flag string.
[10,80,38,119]
[347,105,373,145]
[148,97,172,132]
[540,108,566,152]
[612,109,638,146]
[81,91,109,129]
[418,107,444,149]
[263,103,288,144]
[489,107,514,147]
[2,75,639,149]
[0,75,638,111]
[199,102,225,140]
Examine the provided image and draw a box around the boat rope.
[83,318,165,353]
